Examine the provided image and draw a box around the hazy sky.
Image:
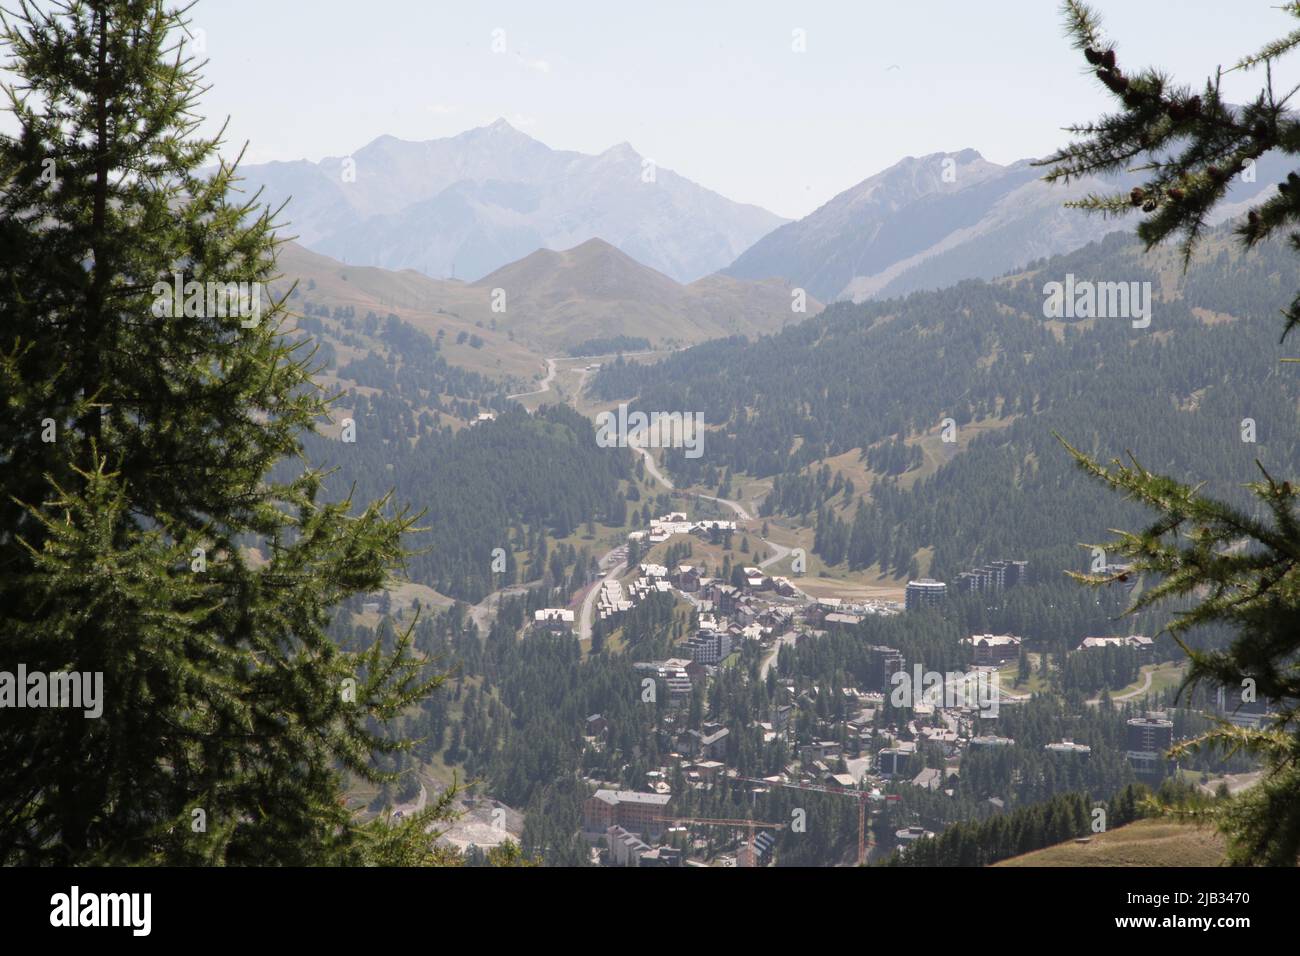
[8,1,1300,219]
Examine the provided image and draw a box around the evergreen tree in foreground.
[0,0,450,864]
[1041,0,1300,864]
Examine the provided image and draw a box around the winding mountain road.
[694,492,750,521]
[760,630,799,681]
[628,430,674,490]
[1086,667,1155,706]
[507,358,557,399]
[628,435,806,595]
[468,585,530,634]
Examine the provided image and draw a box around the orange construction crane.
[653,815,785,866]
[738,777,876,866]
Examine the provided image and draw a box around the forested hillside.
[283,403,633,602]
[591,225,1300,582]
[269,306,634,602]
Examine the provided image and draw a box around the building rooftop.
[534,608,575,623]
[963,633,1021,646]
[592,789,673,807]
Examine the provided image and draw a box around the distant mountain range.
[247,126,1286,322]
[236,119,786,284]
[723,148,1284,302]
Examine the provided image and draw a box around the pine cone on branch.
[1097,68,1129,94]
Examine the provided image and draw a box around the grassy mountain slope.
[472,237,819,350]
[272,241,545,388]
[993,818,1226,867]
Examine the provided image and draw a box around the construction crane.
[738,777,877,866]
[653,815,785,866]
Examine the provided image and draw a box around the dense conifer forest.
[592,228,1300,582]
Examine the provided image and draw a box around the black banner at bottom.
[0,864,1290,942]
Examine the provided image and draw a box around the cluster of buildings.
[595,578,633,622]
[669,577,898,666]
[905,558,1029,610]
[955,559,1029,594]
[555,521,1205,863]
[596,559,804,640]
[593,549,844,637]
[582,619,1038,863]
[539,510,905,647]
[633,659,696,706]
[628,512,737,546]
[612,515,899,664]
[499,496,1281,868]
[579,638,1194,865]
[606,824,683,866]
[1078,634,1154,660]
[962,631,1164,683]
[593,564,678,624]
